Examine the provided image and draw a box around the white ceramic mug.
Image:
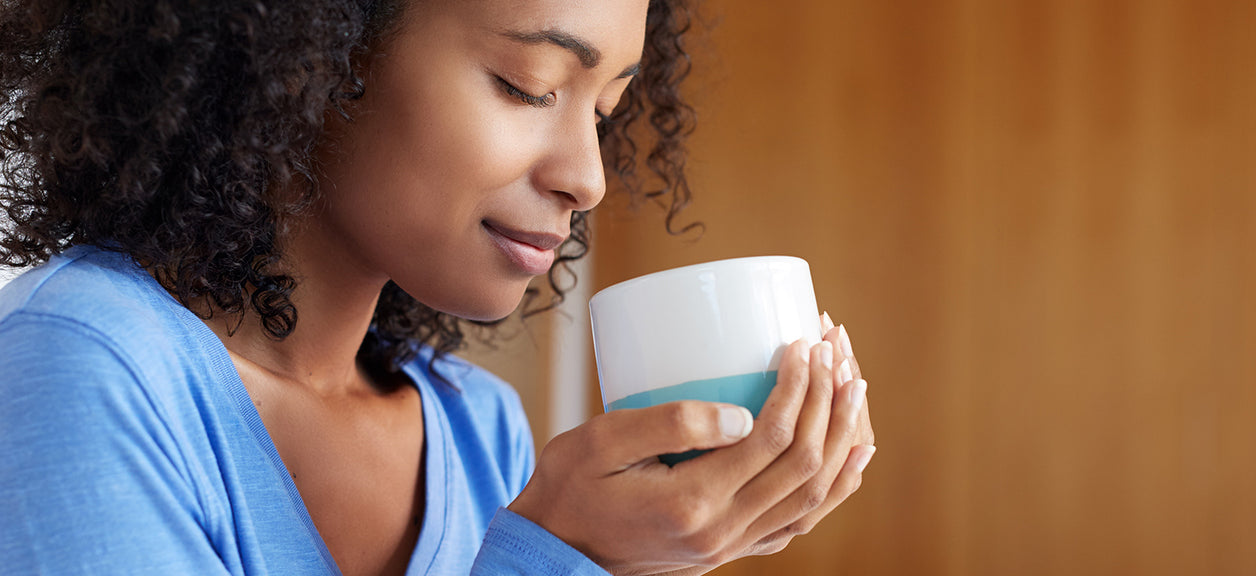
[590,256,822,428]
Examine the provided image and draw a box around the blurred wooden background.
[473,0,1256,574]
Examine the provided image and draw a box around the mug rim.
[589,255,809,308]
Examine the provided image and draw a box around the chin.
[454,301,521,323]
[407,283,529,323]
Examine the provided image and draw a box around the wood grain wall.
[584,0,1256,574]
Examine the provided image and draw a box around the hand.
[509,317,876,575]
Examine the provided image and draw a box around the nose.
[532,108,607,212]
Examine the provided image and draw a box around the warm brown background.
[475,0,1256,574]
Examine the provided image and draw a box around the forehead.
[411,0,650,61]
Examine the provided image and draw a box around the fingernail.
[848,379,867,422]
[820,342,833,369]
[821,311,834,332]
[837,358,853,384]
[719,405,754,439]
[798,339,811,363]
[838,324,854,358]
[852,445,876,474]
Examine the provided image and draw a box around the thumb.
[596,401,754,468]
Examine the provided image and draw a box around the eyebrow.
[500,29,641,79]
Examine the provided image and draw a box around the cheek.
[414,105,536,199]
[328,74,529,232]
[314,72,545,319]
[380,69,540,210]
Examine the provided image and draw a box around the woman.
[0,0,876,574]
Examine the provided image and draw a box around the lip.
[482,220,566,276]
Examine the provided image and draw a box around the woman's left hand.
[768,312,875,533]
[512,312,877,576]
[646,312,877,576]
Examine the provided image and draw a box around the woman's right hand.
[509,324,876,575]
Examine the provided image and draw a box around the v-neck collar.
[59,246,452,575]
[188,309,447,576]
[401,361,451,575]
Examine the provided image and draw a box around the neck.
[204,214,390,395]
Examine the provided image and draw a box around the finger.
[829,355,870,447]
[738,377,866,541]
[820,313,837,358]
[837,324,861,380]
[592,400,754,470]
[823,325,853,389]
[724,341,838,524]
[834,324,874,446]
[691,339,812,487]
[856,393,874,447]
[755,443,876,546]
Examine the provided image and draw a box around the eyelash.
[496,76,554,108]
[496,76,613,124]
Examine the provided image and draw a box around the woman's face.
[311,0,648,320]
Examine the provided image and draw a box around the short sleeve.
[0,314,230,575]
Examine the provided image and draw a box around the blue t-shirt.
[0,246,608,575]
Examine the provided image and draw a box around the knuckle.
[682,530,725,561]
[778,355,809,387]
[762,535,792,556]
[781,520,807,537]
[705,546,738,567]
[579,419,610,451]
[839,417,861,445]
[795,445,824,479]
[849,473,865,494]
[585,419,626,458]
[750,534,788,557]
[833,472,862,503]
[541,428,579,462]
[863,427,876,446]
[801,480,829,512]
[817,383,835,408]
[661,493,709,535]
[785,365,810,391]
[761,419,794,454]
[668,402,705,441]
[812,369,835,399]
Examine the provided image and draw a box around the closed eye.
[495,76,555,108]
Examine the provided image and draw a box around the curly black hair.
[0,0,697,383]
